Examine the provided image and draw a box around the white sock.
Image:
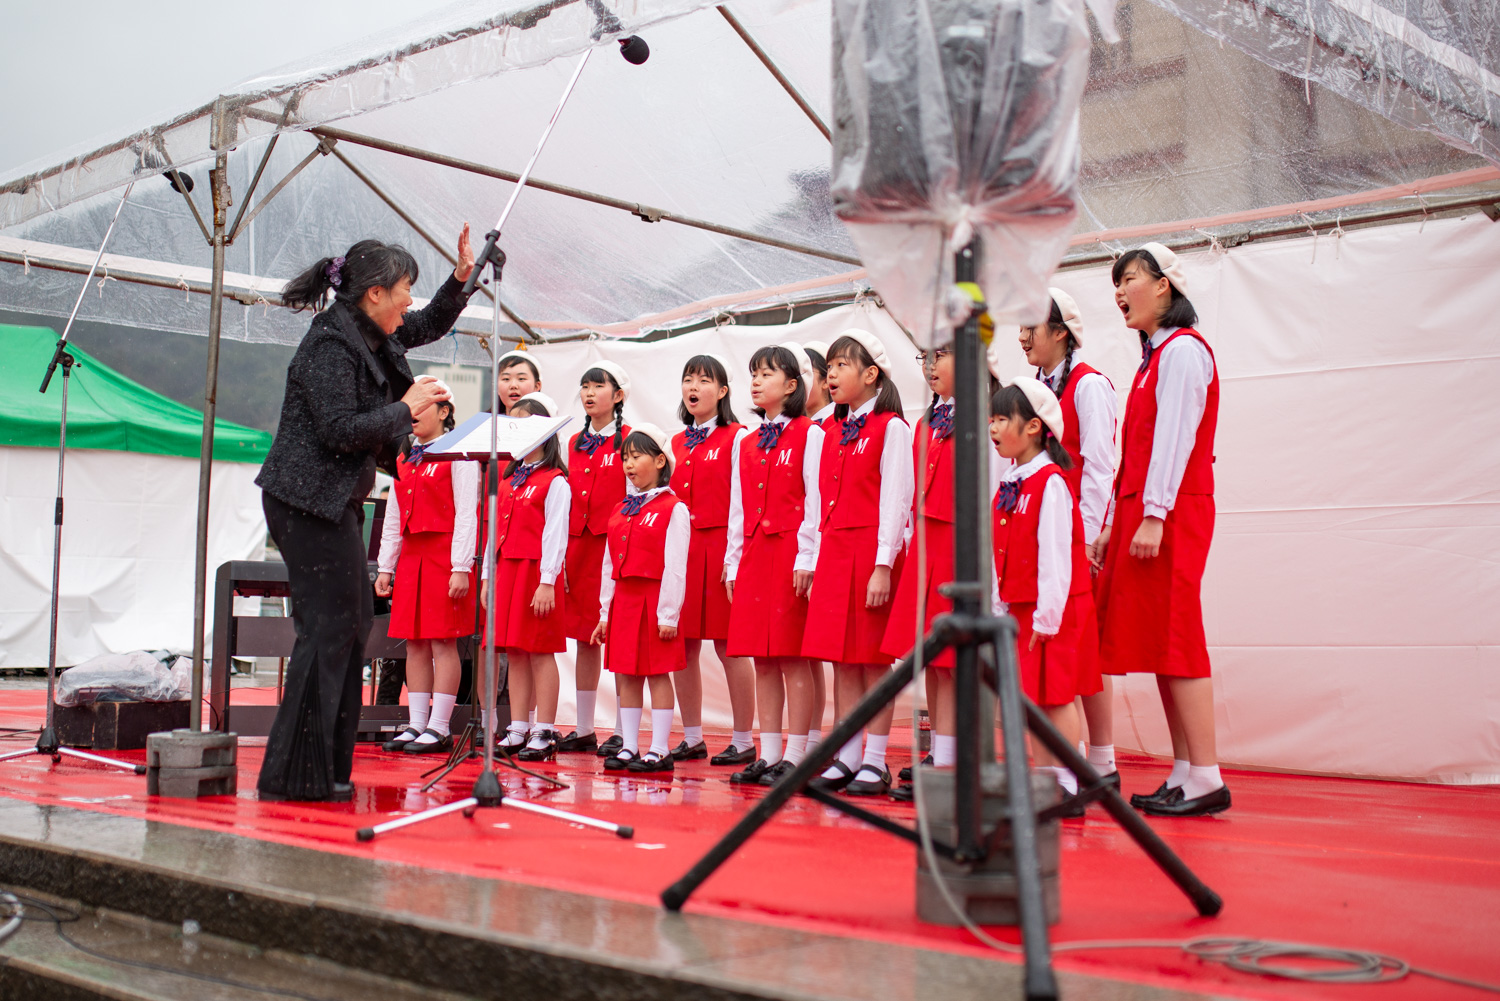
[731,729,754,752]
[1166,758,1191,789]
[861,733,889,772]
[526,720,556,748]
[620,708,643,756]
[576,690,597,736]
[784,734,808,766]
[650,709,673,757]
[407,693,431,733]
[528,709,538,724]
[503,721,529,747]
[807,728,823,751]
[932,734,957,768]
[823,732,863,780]
[426,694,457,737]
[1183,764,1224,800]
[1087,743,1116,773]
[761,732,783,765]
[1046,765,1079,796]
[685,724,704,746]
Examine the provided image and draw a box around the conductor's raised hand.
[402,376,451,421]
[454,223,474,283]
[375,572,393,598]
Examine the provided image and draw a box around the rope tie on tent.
[176,276,191,303]
[713,311,735,328]
[251,289,271,317]
[1195,229,1226,257]
[1332,212,1346,258]
[1417,191,1430,233]
[1299,214,1320,263]
[21,252,29,275]
[95,266,115,298]
[1303,0,1316,105]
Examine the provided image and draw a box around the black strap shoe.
[670,739,708,761]
[603,749,637,771]
[806,760,856,794]
[596,733,624,758]
[402,729,454,754]
[1130,781,1183,809]
[627,751,675,774]
[730,759,771,784]
[757,760,797,787]
[555,730,599,753]
[381,726,422,752]
[1141,783,1231,817]
[497,731,529,757]
[517,729,559,762]
[710,743,756,766]
[844,766,892,797]
[888,781,914,802]
[898,754,934,782]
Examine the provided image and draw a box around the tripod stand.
[661,241,1221,1001]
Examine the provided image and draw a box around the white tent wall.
[0,449,266,668]
[995,212,1498,785]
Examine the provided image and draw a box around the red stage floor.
[1,689,1496,1000]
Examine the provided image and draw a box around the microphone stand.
[360,48,626,842]
[0,183,146,776]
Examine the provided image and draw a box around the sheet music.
[422,412,574,461]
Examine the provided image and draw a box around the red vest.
[494,467,563,561]
[739,417,813,539]
[395,453,460,535]
[993,465,1091,604]
[913,413,955,524]
[568,423,630,536]
[1116,328,1218,500]
[670,423,742,529]
[608,491,682,581]
[819,410,902,532]
[1053,362,1113,506]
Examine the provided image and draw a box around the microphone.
[618,35,650,64]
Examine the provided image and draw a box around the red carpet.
[0,689,1495,1000]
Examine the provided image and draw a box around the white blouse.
[377,457,481,575]
[597,485,692,627]
[994,452,1074,637]
[723,413,825,582]
[478,471,571,585]
[1039,354,1117,541]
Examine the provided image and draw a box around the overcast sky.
[0,0,456,176]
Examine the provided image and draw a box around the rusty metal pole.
[189,148,231,731]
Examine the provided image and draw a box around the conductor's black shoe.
[259,782,354,803]
[517,730,559,762]
[758,760,797,786]
[402,729,454,754]
[888,781,914,802]
[603,750,636,772]
[627,751,675,774]
[898,754,934,782]
[844,766,891,797]
[1130,782,1183,809]
[1141,784,1231,818]
[555,730,598,753]
[730,759,772,784]
[381,726,422,752]
[597,733,624,758]
[806,760,856,794]
[710,743,756,766]
[670,739,708,761]
[331,782,354,802]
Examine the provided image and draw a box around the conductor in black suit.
[256,228,477,801]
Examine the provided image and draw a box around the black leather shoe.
[603,750,636,771]
[898,754,933,782]
[888,781,914,802]
[757,760,796,786]
[1141,784,1231,817]
[1099,770,1122,792]
[382,726,421,752]
[555,730,598,753]
[807,760,856,794]
[330,782,354,802]
[402,729,454,754]
[627,751,675,774]
[710,744,756,766]
[517,730,559,762]
[597,733,624,758]
[844,766,891,797]
[670,739,708,761]
[730,759,771,784]
[1054,794,1087,819]
[1130,782,1182,809]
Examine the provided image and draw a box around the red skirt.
[1096,493,1215,678]
[389,532,476,640]
[604,577,686,676]
[802,525,903,665]
[680,524,733,641]
[1010,595,1102,707]
[726,529,809,659]
[562,530,607,642]
[880,517,955,669]
[487,556,565,654]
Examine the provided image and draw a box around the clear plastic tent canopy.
[0,0,1496,363]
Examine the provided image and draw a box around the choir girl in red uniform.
[1094,243,1227,816]
[722,344,825,784]
[803,331,913,797]
[375,378,478,753]
[1020,289,1119,786]
[989,377,1101,815]
[669,355,756,764]
[591,424,691,773]
[495,350,543,414]
[479,392,571,760]
[558,360,631,756]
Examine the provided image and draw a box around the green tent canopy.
[0,324,270,463]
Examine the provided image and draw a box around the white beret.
[591,359,631,402]
[1137,242,1188,296]
[838,328,893,377]
[778,341,815,386]
[1048,287,1084,345]
[516,391,557,417]
[708,353,735,385]
[414,374,453,398]
[1009,376,1066,443]
[628,422,675,476]
[802,340,830,363]
[496,350,541,379]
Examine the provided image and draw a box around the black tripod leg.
[661,636,942,911]
[1022,699,1223,917]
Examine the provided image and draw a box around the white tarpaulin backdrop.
[0,450,266,668]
